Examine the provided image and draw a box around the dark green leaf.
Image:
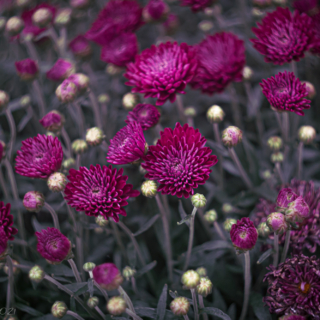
[213,288,227,312]
[48,264,74,277]
[227,303,237,320]
[135,261,157,278]
[156,284,167,320]
[250,293,272,320]
[222,160,241,177]
[200,307,231,320]
[15,303,44,316]
[257,248,274,264]
[207,140,229,157]
[70,295,76,312]
[133,214,160,236]
[64,282,88,294]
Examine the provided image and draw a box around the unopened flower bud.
[222,203,233,214]
[32,8,53,28]
[55,80,77,103]
[95,215,109,227]
[204,210,217,223]
[242,66,254,81]
[276,188,298,212]
[68,73,89,93]
[141,180,157,198]
[261,170,271,179]
[95,227,104,234]
[87,296,99,308]
[252,7,265,17]
[142,0,169,23]
[86,127,104,146]
[0,90,9,111]
[191,194,206,208]
[83,262,96,272]
[184,106,196,117]
[198,20,214,33]
[223,218,237,232]
[196,277,213,297]
[271,152,283,163]
[72,139,88,154]
[70,0,90,9]
[301,81,316,99]
[54,8,72,27]
[6,16,24,36]
[106,63,123,76]
[298,126,316,144]
[47,172,67,192]
[3,315,18,320]
[51,301,67,319]
[98,94,110,104]
[196,267,207,277]
[222,126,242,147]
[207,105,225,123]
[257,222,271,237]
[204,7,214,16]
[267,212,288,235]
[62,158,75,169]
[122,92,140,110]
[170,297,190,315]
[23,191,45,212]
[181,270,200,289]
[29,265,44,283]
[285,196,310,224]
[123,266,136,280]
[267,136,282,151]
[15,0,32,8]
[107,296,127,315]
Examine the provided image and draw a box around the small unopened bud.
[70,0,90,9]
[47,172,67,192]
[222,203,233,214]
[72,139,88,154]
[3,315,18,320]
[54,8,72,27]
[184,106,197,117]
[62,158,75,169]
[98,94,110,104]
[55,80,77,103]
[261,170,271,180]
[86,127,104,146]
[123,266,136,280]
[196,277,213,297]
[122,92,140,110]
[271,152,283,163]
[266,212,288,235]
[106,63,123,76]
[285,197,310,224]
[0,90,9,111]
[301,81,316,99]
[251,7,265,17]
[196,267,207,277]
[242,66,254,80]
[95,215,109,227]
[222,126,242,147]
[191,194,206,208]
[95,227,104,234]
[298,126,316,144]
[15,0,32,8]
[204,210,217,223]
[141,180,157,198]
[170,296,190,315]
[29,265,45,283]
[83,262,96,272]
[223,218,237,232]
[23,191,45,212]
[107,296,127,315]
[204,7,214,16]
[198,20,214,33]
[267,136,283,151]
[6,16,24,36]
[87,296,99,308]
[51,301,67,319]
[32,8,52,28]
[207,105,225,123]
[181,270,200,289]
[257,222,271,237]
[20,95,31,106]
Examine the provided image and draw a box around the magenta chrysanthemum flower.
[69,35,92,58]
[276,188,299,212]
[39,111,64,133]
[179,0,214,12]
[35,227,71,264]
[15,58,39,81]
[15,134,63,179]
[100,33,138,67]
[85,0,143,46]
[142,123,218,198]
[0,228,8,256]
[311,12,320,55]
[92,263,123,290]
[251,7,315,65]
[190,32,245,95]
[64,165,140,222]
[125,42,197,106]
[125,104,160,130]
[0,202,18,241]
[107,122,146,165]
[143,0,169,22]
[260,71,311,115]
[264,254,320,318]
[46,59,75,82]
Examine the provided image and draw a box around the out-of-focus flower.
[125,41,197,106]
[143,0,169,22]
[86,127,104,146]
[107,122,146,165]
[182,270,200,289]
[72,139,87,154]
[85,0,143,46]
[180,0,214,12]
[0,90,9,112]
[0,228,7,256]
[92,263,123,290]
[67,73,90,93]
[264,254,320,318]
[260,71,310,115]
[141,180,158,198]
[15,58,38,81]
[279,315,307,320]
[142,123,217,198]
[64,164,140,222]
[55,79,77,103]
[100,33,138,67]
[170,297,190,315]
[311,12,320,55]
[32,7,53,28]
[15,134,63,179]
[267,136,282,151]
[257,221,271,237]
[222,126,242,147]
[46,59,75,82]
[196,277,213,296]
[70,0,90,9]
[6,16,24,36]
[69,35,92,59]
[190,32,245,95]
[122,92,140,110]
[301,81,316,99]
[293,0,318,15]
[285,196,310,223]
[298,126,316,144]
[23,191,45,212]
[39,111,65,133]
[0,202,18,241]
[107,296,127,315]
[162,13,179,35]
[251,7,315,65]
[223,218,237,231]
[54,8,72,28]
[276,188,298,212]
[35,227,71,264]
[125,104,160,130]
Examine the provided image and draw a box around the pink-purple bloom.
[190,32,245,95]
[69,35,92,58]
[125,104,160,130]
[142,123,218,198]
[285,196,310,223]
[0,201,18,241]
[64,165,140,222]
[39,111,64,133]
[266,212,289,235]
[180,0,214,12]
[279,316,307,320]
[107,122,146,165]
[15,58,39,81]
[125,41,197,106]
[260,71,311,115]
[293,0,318,15]
[35,227,71,264]
[143,0,169,22]
[251,7,315,65]
[264,254,320,318]
[276,188,299,212]
[46,59,75,82]
[15,134,63,179]
[92,263,123,290]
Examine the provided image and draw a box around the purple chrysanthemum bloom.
[39,111,64,133]
[85,0,143,46]
[125,41,197,106]
[311,12,320,55]
[279,315,307,320]
[0,201,18,241]
[264,254,320,318]
[260,71,311,115]
[230,217,258,251]
[143,0,169,22]
[100,33,138,67]
[285,196,310,223]
[190,32,245,95]
[276,188,299,212]
[15,58,39,81]
[46,59,75,82]
[125,104,160,130]
[251,7,315,65]
[15,134,63,179]
[35,227,71,264]
[293,0,318,15]
[107,122,146,165]
[92,263,123,290]
[0,228,8,257]
[142,123,218,198]
[179,0,214,12]
[64,164,140,222]
[69,35,92,58]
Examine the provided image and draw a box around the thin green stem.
[273,233,279,267]
[88,90,103,129]
[5,108,16,160]
[125,308,143,320]
[68,259,82,283]
[48,27,64,57]
[239,251,251,320]
[297,141,303,180]
[281,230,291,263]
[93,280,109,302]
[214,221,226,241]
[32,80,46,117]
[274,111,284,139]
[110,220,127,262]
[213,123,224,189]
[228,85,243,129]
[119,285,135,313]
[73,101,85,137]
[283,112,289,144]
[0,166,9,199]
[131,277,138,295]
[24,38,39,62]
[44,202,60,230]
[67,310,85,320]
[198,295,208,320]
[76,235,85,281]
[190,288,199,320]
[176,94,186,123]
[291,60,297,76]
[61,127,72,158]
[76,154,81,169]
[6,255,14,309]
[275,163,285,185]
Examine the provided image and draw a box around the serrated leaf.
[257,248,274,264]
[64,282,88,294]
[133,214,160,236]
[15,303,44,316]
[135,261,157,278]
[156,284,167,320]
[177,214,192,225]
[250,293,272,320]
[200,307,231,320]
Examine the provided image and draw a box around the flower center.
[239,231,247,239]
[140,110,148,117]
[50,240,58,249]
[35,153,44,160]
[299,281,311,294]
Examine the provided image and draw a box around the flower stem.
[273,233,279,267]
[6,255,14,309]
[183,316,190,320]
[110,220,127,262]
[76,154,81,169]
[228,85,243,129]
[68,259,82,283]
[280,229,291,263]
[239,251,251,320]
[190,288,199,320]
[274,111,284,139]
[291,60,297,76]
[297,141,303,180]
[5,108,16,160]
[61,127,72,158]
[125,308,143,320]
[73,101,85,137]
[213,123,224,189]
[176,94,186,123]
[44,202,60,230]
[76,235,85,281]
[119,285,135,313]
[0,166,9,199]
[228,147,253,189]
[48,27,64,57]
[67,310,85,320]
[131,276,138,295]
[198,295,208,320]
[282,112,289,144]
[32,80,46,117]
[155,194,173,282]
[59,27,67,58]
[275,162,285,184]
[23,37,40,62]
[93,280,109,302]
[183,207,198,271]
[88,90,103,129]
[214,221,226,241]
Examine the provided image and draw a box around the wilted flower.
[15,58,39,81]
[260,71,311,115]
[142,123,218,198]
[46,59,75,82]
[64,164,140,222]
[180,0,214,12]
[191,32,245,95]
[125,104,160,130]
[15,134,63,179]
[39,111,65,133]
[0,202,18,241]
[69,35,92,58]
[92,263,123,290]
[143,0,169,22]
[23,191,45,212]
[125,41,197,106]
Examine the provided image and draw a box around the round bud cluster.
[23,191,45,212]
[196,267,207,277]
[107,296,127,315]
[141,180,157,198]
[206,105,225,123]
[83,262,96,272]
[181,270,200,289]
[242,66,254,81]
[223,218,237,232]
[298,126,316,145]
[170,297,190,315]
[122,92,140,110]
[196,277,213,297]
[51,301,67,319]
[47,173,67,192]
[29,265,45,283]
[6,17,24,36]
[95,215,109,227]
[32,8,52,28]
[222,126,242,147]
[204,210,217,223]
[123,266,136,280]
[257,222,271,237]
[86,127,104,146]
[72,139,88,154]
[267,136,282,151]
[271,152,284,163]
[87,296,99,309]
[0,90,9,111]
[184,106,197,117]
[191,194,206,208]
